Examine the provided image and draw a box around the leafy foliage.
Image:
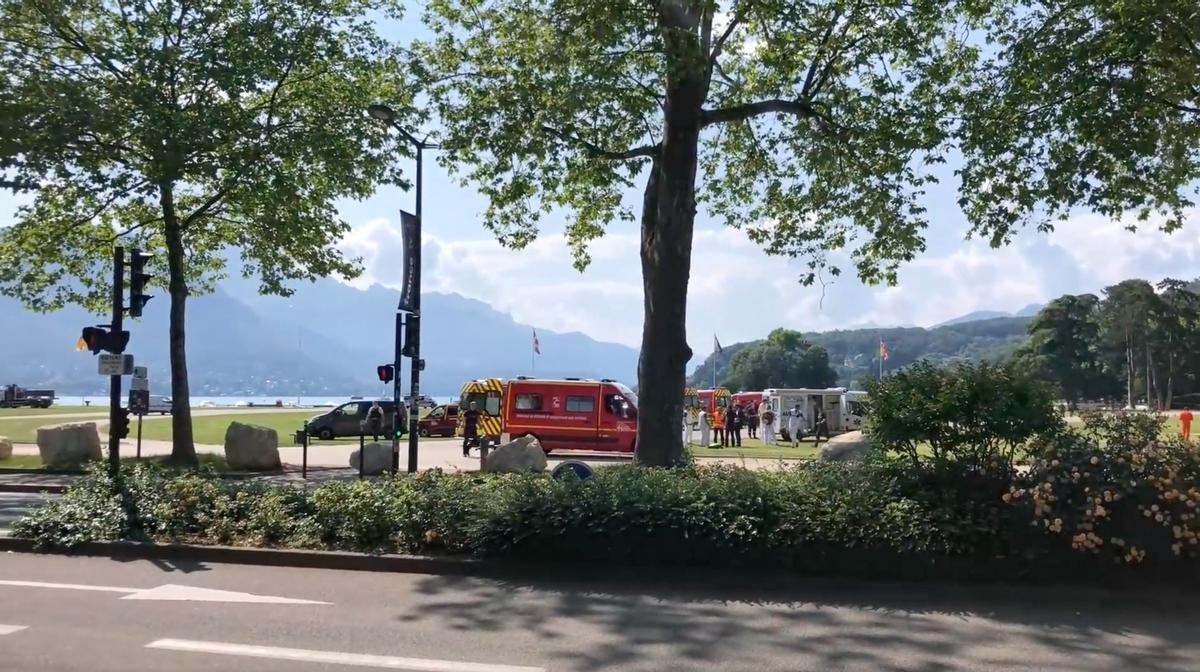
[722,328,838,390]
[1010,294,1119,403]
[865,360,1063,472]
[959,0,1200,244]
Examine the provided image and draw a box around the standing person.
[366,401,384,441]
[759,400,775,445]
[727,404,745,448]
[746,402,759,439]
[812,406,830,446]
[461,401,481,457]
[787,403,807,449]
[711,405,726,448]
[683,406,696,446]
[1181,407,1194,443]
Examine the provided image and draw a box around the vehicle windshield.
[616,383,638,409]
[460,391,501,416]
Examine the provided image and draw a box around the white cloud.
[339,209,1199,364]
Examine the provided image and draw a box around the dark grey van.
[305,400,407,440]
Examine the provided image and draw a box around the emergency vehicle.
[696,386,732,415]
[762,388,867,439]
[458,377,639,454]
[731,391,764,410]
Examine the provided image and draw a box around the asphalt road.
[0,492,48,531]
[1,554,1197,671]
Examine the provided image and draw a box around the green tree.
[960,0,1200,244]
[723,328,837,390]
[1099,280,1158,409]
[416,0,981,465]
[0,0,409,463]
[1014,294,1115,404]
[1151,279,1200,409]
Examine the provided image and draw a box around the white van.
[762,388,867,438]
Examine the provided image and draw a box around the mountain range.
[0,277,640,397]
[934,304,1044,327]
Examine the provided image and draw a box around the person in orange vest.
[1181,407,1193,443]
[711,406,726,448]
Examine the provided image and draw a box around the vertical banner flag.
[533,329,541,355]
[398,210,419,313]
[714,334,723,355]
[879,338,889,360]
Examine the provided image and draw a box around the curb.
[0,536,517,577]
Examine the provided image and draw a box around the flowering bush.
[1007,419,1200,567]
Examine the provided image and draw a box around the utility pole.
[108,246,124,478]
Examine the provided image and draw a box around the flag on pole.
[532,329,541,355]
[713,334,722,355]
[879,338,890,361]
[74,336,86,352]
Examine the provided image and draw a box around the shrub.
[1007,428,1200,569]
[866,360,1063,473]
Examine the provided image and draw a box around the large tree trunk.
[633,15,705,467]
[160,182,196,465]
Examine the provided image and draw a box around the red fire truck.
[500,377,639,454]
[731,391,764,410]
[696,386,732,415]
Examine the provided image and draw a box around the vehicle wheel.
[419,428,429,437]
[318,427,335,441]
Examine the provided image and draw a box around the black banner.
[398,210,419,312]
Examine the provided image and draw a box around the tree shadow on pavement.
[396,568,1199,672]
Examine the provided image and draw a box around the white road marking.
[122,584,328,605]
[0,625,28,636]
[145,639,545,672]
[0,579,138,593]
[0,580,328,604]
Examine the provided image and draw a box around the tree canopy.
[0,0,411,461]
[721,328,838,390]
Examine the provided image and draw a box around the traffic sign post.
[128,388,149,460]
[98,353,133,376]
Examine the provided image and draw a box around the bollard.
[301,422,309,480]
[358,428,365,480]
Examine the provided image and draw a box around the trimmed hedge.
[14,448,1200,583]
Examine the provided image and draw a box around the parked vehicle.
[761,387,868,439]
[1,384,54,409]
[456,377,639,454]
[418,404,460,437]
[305,399,407,440]
[696,386,732,415]
[147,396,172,415]
[731,391,764,410]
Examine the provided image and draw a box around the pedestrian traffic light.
[127,249,153,317]
[79,326,130,354]
[376,364,394,383]
[113,406,131,439]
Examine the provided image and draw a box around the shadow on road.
[397,569,1199,672]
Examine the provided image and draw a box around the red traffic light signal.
[377,364,394,383]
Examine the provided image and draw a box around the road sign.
[130,376,149,391]
[98,353,134,376]
[132,366,148,379]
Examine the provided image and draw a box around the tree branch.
[702,98,818,127]
[541,126,659,161]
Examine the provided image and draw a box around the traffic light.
[113,407,131,439]
[402,314,419,358]
[128,249,153,317]
[376,364,394,383]
[79,326,130,354]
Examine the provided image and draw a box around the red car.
[418,404,460,437]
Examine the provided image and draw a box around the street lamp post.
[368,103,438,474]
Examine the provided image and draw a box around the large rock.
[483,435,548,473]
[0,436,12,460]
[818,431,874,462]
[223,422,281,471]
[350,442,393,475]
[36,423,102,469]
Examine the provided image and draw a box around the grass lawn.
[136,408,433,446]
[689,437,820,460]
[0,455,43,469]
[0,406,105,418]
[0,416,105,444]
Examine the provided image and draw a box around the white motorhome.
[762,388,868,439]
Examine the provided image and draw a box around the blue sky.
[4,8,1199,363]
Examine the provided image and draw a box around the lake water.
[53,395,459,409]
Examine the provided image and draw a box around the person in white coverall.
[758,400,775,445]
[787,404,807,448]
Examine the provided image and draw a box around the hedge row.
[15,437,1200,583]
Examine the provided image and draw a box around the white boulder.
[36,423,102,469]
[483,435,548,473]
[350,442,393,475]
[818,431,874,462]
[0,436,12,460]
[223,422,281,471]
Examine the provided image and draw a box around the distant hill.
[0,279,639,396]
[935,304,1044,327]
[690,316,1033,390]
